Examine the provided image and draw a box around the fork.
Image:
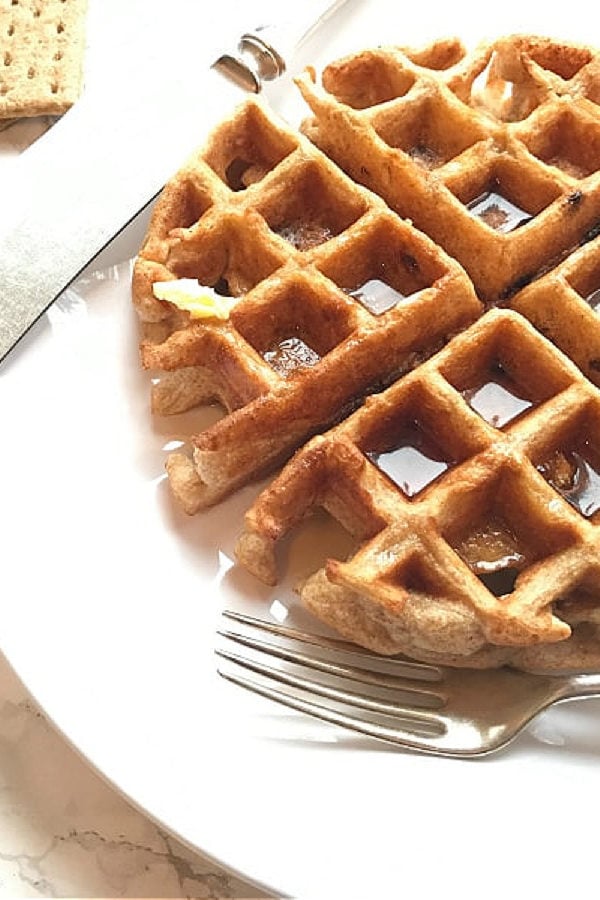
[216,610,600,757]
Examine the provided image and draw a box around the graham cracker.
[0,0,87,119]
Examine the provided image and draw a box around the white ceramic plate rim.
[3,3,600,897]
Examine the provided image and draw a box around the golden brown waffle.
[297,34,600,304]
[511,231,600,386]
[232,34,600,672]
[236,309,600,672]
[133,100,480,511]
[133,34,600,671]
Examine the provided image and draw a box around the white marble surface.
[0,651,266,898]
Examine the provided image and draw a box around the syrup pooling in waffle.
[296,35,600,304]
[236,310,600,671]
[132,100,480,511]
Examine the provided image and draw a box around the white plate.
[3,2,600,897]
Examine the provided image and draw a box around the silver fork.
[216,610,600,757]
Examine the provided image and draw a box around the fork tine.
[217,614,598,758]
[221,610,443,683]
[216,614,532,757]
[217,628,445,707]
[217,664,457,754]
[216,647,444,722]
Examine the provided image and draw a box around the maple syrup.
[538,442,600,518]
[263,336,320,377]
[275,221,333,251]
[466,190,532,233]
[586,287,600,311]
[455,517,526,596]
[457,519,527,572]
[225,157,252,191]
[546,155,587,180]
[407,144,442,170]
[212,276,231,296]
[366,421,450,497]
[349,279,411,315]
[478,568,520,596]
[462,363,533,428]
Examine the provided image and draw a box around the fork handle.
[559,671,600,700]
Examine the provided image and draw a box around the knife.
[0,0,353,364]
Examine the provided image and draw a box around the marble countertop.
[0,651,266,898]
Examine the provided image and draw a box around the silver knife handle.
[213,0,351,92]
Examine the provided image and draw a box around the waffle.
[511,231,600,386]
[232,34,600,673]
[133,100,480,511]
[296,34,600,304]
[237,308,600,672]
[133,34,600,671]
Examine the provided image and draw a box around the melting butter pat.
[152,279,237,320]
